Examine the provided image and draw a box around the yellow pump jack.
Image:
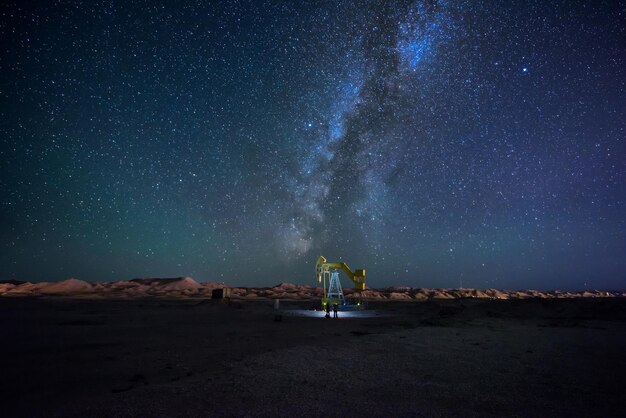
[315,256,366,308]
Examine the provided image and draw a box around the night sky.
[1,0,624,290]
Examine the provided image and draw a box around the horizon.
[2,276,624,293]
[1,1,624,291]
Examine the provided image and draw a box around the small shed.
[212,287,231,300]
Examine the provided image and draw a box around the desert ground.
[1,279,625,417]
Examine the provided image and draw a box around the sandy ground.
[1,297,624,417]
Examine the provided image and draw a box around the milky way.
[1,0,624,289]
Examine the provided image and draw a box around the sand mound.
[360,290,384,299]
[389,292,412,300]
[430,290,454,299]
[413,292,429,301]
[160,277,202,291]
[485,289,508,299]
[272,282,299,290]
[5,282,49,295]
[123,284,151,295]
[0,283,16,294]
[40,279,93,294]
[110,281,139,289]
[472,289,490,298]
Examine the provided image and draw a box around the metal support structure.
[326,271,345,305]
[321,269,328,304]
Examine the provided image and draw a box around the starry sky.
[1,0,624,290]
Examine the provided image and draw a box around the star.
[0,0,622,290]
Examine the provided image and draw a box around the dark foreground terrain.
[1,297,625,417]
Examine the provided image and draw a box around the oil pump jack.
[315,256,365,309]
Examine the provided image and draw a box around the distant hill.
[0,278,623,300]
[0,280,26,285]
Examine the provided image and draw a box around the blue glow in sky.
[0,0,624,290]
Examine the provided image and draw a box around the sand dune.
[39,278,93,294]
[0,283,16,293]
[160,277,202,291]
[0,278,622,300]
[5,281,51,295]
[389,291,412,300]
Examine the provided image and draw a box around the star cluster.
[1,0,624,289]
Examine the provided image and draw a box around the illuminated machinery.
[315,256,366,310]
